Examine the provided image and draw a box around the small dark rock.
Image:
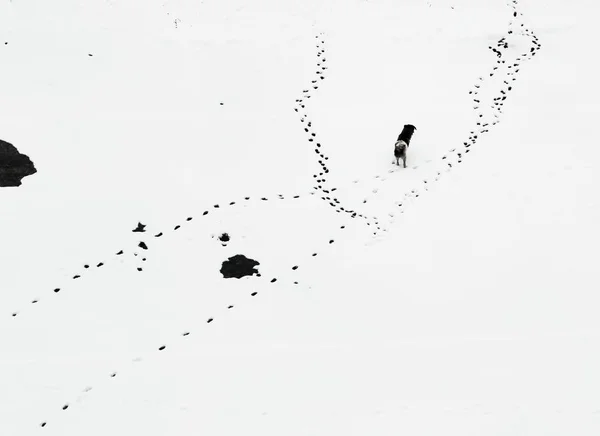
[132,222,146,232]
[218,232,230,243]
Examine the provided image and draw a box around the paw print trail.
[8,245,131,320]
[434,0,540,169]
[31,2,542,426]
[126,191,312,272]
[354,0,541,233]
[294,33,384,233]
[35,213,359,430]
[5,191,314,321]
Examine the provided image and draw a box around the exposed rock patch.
[220,254,260,279]
[0,139,37,187]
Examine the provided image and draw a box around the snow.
[1,0,599,434]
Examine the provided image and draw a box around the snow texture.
[0,0,598,434]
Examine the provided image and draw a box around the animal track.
[32,1,541,427]
[34,210,353,428]
[7,190,318,319]
[294,34,381,228]
[350,0,540,234]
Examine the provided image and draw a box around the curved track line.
[34,0,541,429]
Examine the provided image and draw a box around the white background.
[1,0,598,434]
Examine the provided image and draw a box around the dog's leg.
[403,155,407,168]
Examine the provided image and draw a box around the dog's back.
[397,124,417,146]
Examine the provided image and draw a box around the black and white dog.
[394,124,417,168]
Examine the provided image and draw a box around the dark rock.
[0,139,37,187]
[132,222,146,232]
[218,232,230,243]
[220,254,260,279]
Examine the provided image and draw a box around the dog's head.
[394,140,406,150]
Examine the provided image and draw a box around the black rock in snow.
[0,139,37,187]
[218,232,230,243]
[220,254,260,279]
[132,222,146,233]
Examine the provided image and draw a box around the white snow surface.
[1,0,599,434]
